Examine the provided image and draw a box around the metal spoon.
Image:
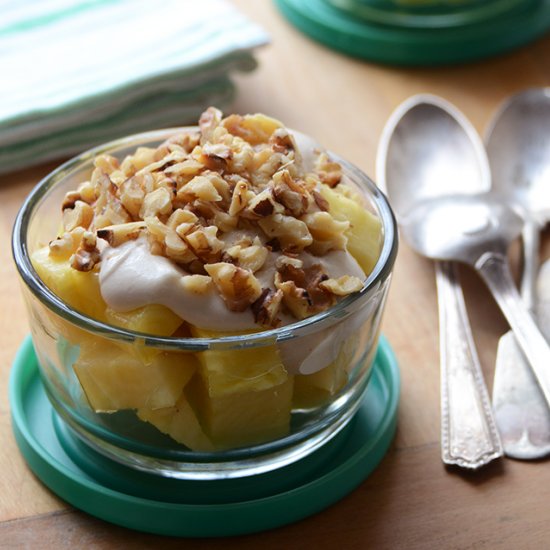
[377,94,502,469]
[487,88,550,459]
[401,192,550,414]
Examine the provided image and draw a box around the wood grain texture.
[0,0,549,546]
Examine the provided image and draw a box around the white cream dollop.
[99,236,365,335]
[99,237,256,331]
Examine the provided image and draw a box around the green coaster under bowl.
[10,335,400,537]
[275,0,550,66]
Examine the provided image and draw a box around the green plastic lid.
[10,335,400,537]
[275,0,550,66]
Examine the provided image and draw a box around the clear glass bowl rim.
[12,127,398,352]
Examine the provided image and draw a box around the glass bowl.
[12,128,398,480]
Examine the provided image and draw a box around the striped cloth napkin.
[0,0,268,174]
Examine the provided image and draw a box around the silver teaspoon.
[487,88,550,459]
[377,94,502,469]
[401,192,550,412]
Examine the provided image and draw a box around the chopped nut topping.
[205,262,262,311]
[97,221,146,247]
[50,107,372,326]
[302,211,349,255]
[277,263,335,314]
[49,227,85,259]
[243,188,282,219]
[62,191,82,211]
[258,214,312,252]
[274,272,311,319]
[228,180,255,216]
[62,200,94,231]
[272,170,310,217]
[320,275,364,296]
[275,254,303,271]
[140,187,173,219]
[180,274,213,294]
[184,225,224,263]
[225,238,268,273]
[315,152,342,187]
[251,288,283,327]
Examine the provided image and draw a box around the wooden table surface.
[1,2,550,548]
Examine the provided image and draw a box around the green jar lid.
[10,334,400,537]
[275,0,550,65]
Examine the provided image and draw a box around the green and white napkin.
[0,0,268,174]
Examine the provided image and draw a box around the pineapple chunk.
[292,360,348,409]
[188,374,294,449]
[292,333,360,408]
[138,392,214,452]
[32,247,107,321]
[191,327,288,396]
[105,305,182,336]
[74,339,197,412]
[32,246,183,336]
[320,185,382,275]
[293,361,348,409]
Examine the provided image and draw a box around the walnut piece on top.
[52,108,368,326]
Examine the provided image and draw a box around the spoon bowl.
[486,87,550,224]
[400,190,550,412]
[401,193,523,264]
[378,94,490,219]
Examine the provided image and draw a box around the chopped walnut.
[302,211,349,255]
[49,227,85,259]
[277,263,335,314]
[96,221,146,247]
[205,262,262,311]
[272,170,310,217]
[315,152,342,187]
[225,238,268,273]
[119,176,146,219]
[275,254,303,271]
[251,288,283,327]
[228,180,255,216]
[184,225,225,263]
[62,200,94,231]
[320,275,364,295]
[243,188,283,219]
[258,214,312,252]
[49,106,373,326]
[199,107,223,143]
[70,230,101,272]
[180,274,213,294]
[177,175,222,203]
[140,187,173,219]
[274,272,311,320]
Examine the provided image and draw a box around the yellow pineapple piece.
[31,247,107,321]
[105,305,182,336]
[74,338,197,412]
[188,373,294,449]
[292,333,360,408]
[137,392,214,452]
[320,185,382,275]
[293,361,348,409]
[32,246,183,339]
[191,327,288,396]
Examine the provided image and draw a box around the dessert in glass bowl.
[13,108,397,478]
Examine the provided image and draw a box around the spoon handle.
[477,251,550,409]
[492,220,550,459]
[520,219,539,311]
[436,260,502,468]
